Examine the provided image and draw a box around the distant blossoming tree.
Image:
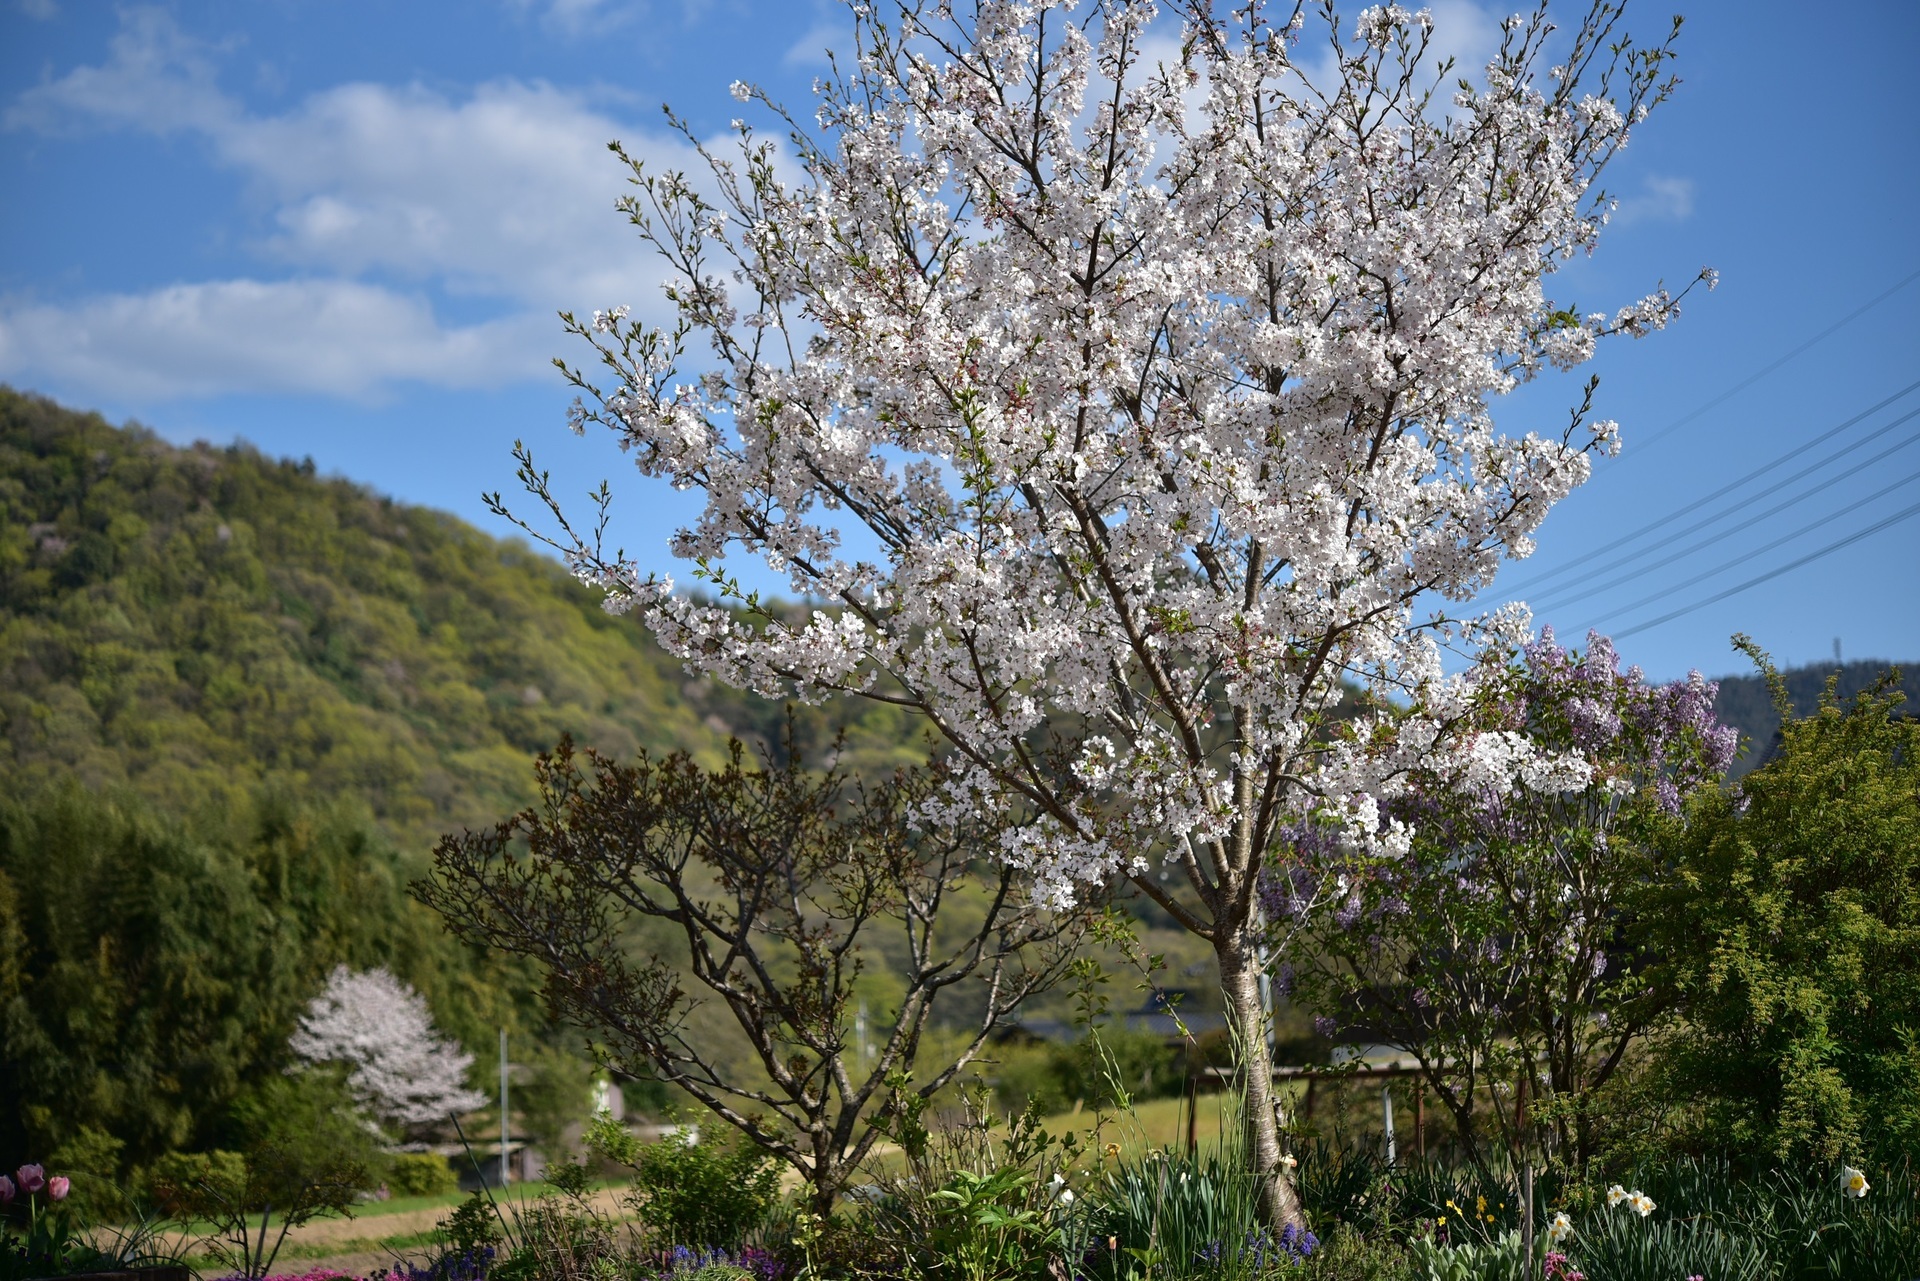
[1284,629,1737,1168]
[289,966,486,1130]
[506,0,1706,1223]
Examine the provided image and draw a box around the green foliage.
[1640,645,1920,1166]
[1292,1225,1412,1281]
[0,386,927,1189]
[588,1119,780,1250]
[1587,1157,1920,1280]
[922,1166,1064,1281]
[43,1125,128,1224]
[387,1152,461,1198]
[862,1098,1091,1281]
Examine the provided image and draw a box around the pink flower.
[0,1175,13,1206]
[47,1176,70,1202]
[14,1165,43,1195]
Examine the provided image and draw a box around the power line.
[1607,496,1920,641]
[1502,377,1920,596]
[1527,412,1920,612]
[1622,263,1920,459]
[1564,462,1920,634]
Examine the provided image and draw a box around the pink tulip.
[13,1165,42,1195]
[47,1176,69,1202]
[0,1175,13,1206]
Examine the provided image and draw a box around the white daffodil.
[1841,1165,1870,1199]
[1627,1190,1655,1217]
[1606,1184,1627,1207]
[1546,1212,1574,1244]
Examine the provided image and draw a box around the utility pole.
[499,1028,509,1188]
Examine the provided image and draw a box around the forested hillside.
[0,388,920,854]
[0,388,921,1176]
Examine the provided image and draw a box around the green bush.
[386,1152,459,1198]
[1639,648,1920,1166]
[586,1114,780,1249]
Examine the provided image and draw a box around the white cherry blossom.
[289,965,486,1130]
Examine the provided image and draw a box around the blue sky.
[3,0,1915,683]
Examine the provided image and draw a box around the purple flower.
[0,1176,13,1206]
[15,1164,44,1195]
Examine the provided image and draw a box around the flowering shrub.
[1286,629,1735,1167]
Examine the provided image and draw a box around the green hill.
[0,388,918,855]
[0,387,929,1175]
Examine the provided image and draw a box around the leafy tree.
[421,733,1090,1213]
[512,0,1700,1224]
[1639,642,1920,1168]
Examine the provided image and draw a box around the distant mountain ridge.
[1710,657,1914,779]
[0,388,919,855]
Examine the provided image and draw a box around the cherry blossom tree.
[505,0,1707,1224]
[289,966,487,1131]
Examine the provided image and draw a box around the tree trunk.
[1217,937,1306,1230]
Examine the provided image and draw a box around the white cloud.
[18,0,58,20]
[0,280,552,402]
[5,7,706,400]
[1612,174,1695,227]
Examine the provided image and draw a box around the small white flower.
[729,80,752,102]
[1841,1165,1870,1199]
[1546,1211,1573,1243]
[1280,1153,1298,1171]
[1627,1190,1654,1217]
[1060,1188,1075,1204]
[1605,1184,1627,1207]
